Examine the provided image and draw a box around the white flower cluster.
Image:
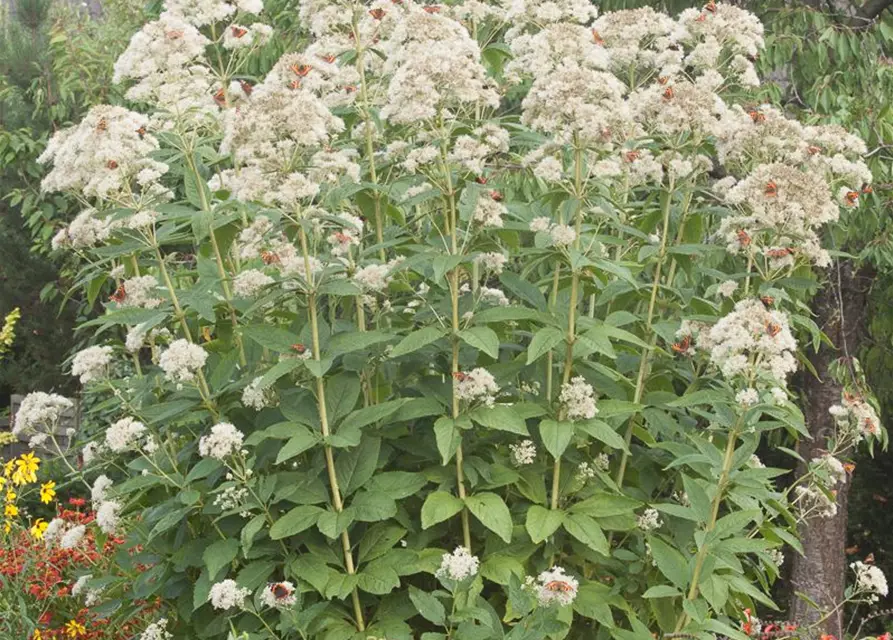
[260,581,298,609]
[448,124,510,175]
[71,346,112,384]
[475,251,508,274]
[472,193,508,228]
[793,485,838,519]
[12,392,74,437]
[199,422,245,459]
[705,299,797,388]
[436,546,480,581]
[829,392,881,442]
[105,417,149,453]
[60,524,87,550]
[118,275,164,309]
[159,339,208,383]
[39,105,169,203]
[380,7,499,125]
[96,500,121,534]
[91,474,114,504]
[814,453,848,487]
[209,579,251,610]
[241,376,277,411]
[636,507,663,532]
[233,268,275,298]
[354,258,403,292]
[559,376,598,421]
[720,163,839,268]
[51,208,112,250]
[455,368,500,406]
[213,485,249,512]
[72,574,103,607]
[510,439,537,466]
[163,0,262,27]
[850,561,888,602]
[529,566,579,607]
[140,618,173,640]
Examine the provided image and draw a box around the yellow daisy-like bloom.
[39,481,56,504]
[3,520,10,533]
[12,452,40,485]
[5,489,16,502]
[4,503,19,517]
[2,460,13,478]
[65,620,86,638]
[33,629,43,640]
[31,518,48,540]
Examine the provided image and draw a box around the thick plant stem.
[154,245,215,414]
[673,428,739,632]
[184,151,247,366]
[442,137,472,550]
[353,28,386,262]
[613,184,681,489]
[299,229,365,632]
[549,144,584,510]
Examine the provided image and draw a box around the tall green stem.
[298,229,365,632]
[441,134,472,550]
[613,183,684,489]
[353,18,386,262]
[183,150,246,366]
[550,144,584,510]
[673,427,740,632]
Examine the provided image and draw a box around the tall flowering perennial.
[29,0,887,638]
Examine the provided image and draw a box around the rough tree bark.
[790,261,874,635]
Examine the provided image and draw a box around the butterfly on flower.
[96,118,108,132]
[704,0,717,13]
[747,109,765,124]
[475,176,487,184]
[452,372,468,382]
[544,580,574,592]
[136,126,147,138]
[271,582,293,599]
[807,144,822,155]
[261,251,280,265]
[737,229,752,247]
[231,26,248,38]
[862,184,873,194]
[624,150,640,163]
[764,181,778,197]
[239,80,254,96]
[290,63,312,77]
[213,88,227,106]
[110,284,127,303]
[489,190,504,202]
[765,322,782,337]
[369,7,385,19]
[662,86,674,101]
[107,160,118,169]
[844,191,859,206]
[760,295,775,306]
[291,343,307,354]
[423,5,441,12]
[591,29,604,45]
[320,54,337,64]
[671,335,692,355]
[765,247,794,259]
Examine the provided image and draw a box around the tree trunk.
[789,261,873,635]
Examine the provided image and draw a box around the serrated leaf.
[647,536,690,590]
[576,419,628,452]
[468,405,529,435]
[203,539,239,578]
[409,586,446,625]
[642,585,682,599]
[276,425,319,464]
[563,513,608,555]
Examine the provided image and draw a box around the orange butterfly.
[765,322,781,337]
[231,26,248,38]
[110,284,126,303]
[764,181,778,197]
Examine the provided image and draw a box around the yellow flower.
[5,489,15,502]
[39,481,56,504]
[4,503,18,517]
[13,452,40,486]
[65,620,86,638]
[3,520,10,533]
[2,460,13,478]
[31,518,48,540]
[33,630,43,640]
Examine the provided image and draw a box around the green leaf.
[421,491,464,529]
[339,399,410,433]
[434,416,461,465]
[357,561,400,595]
[409,586,446,625]
[571,492,641,517]
[468,405,529,435]
[243,325,299,352]
[667,389,728,408]
[525,505,564,543]
[389,326,444,358]
[576,419,629,452]
[326,374,362,424]
[642,585,682,599]
[459,326,500,359]
[328,330,393,356]
[465,492,513,543]
[270,505,324,540]
[352,491,398,522]
[682,475,711,523]
[539,419,574,459]
[275,424,320,464]
[526,326,565,364]
[335,435,381,496]
[500,271,547,310]
[647,536,690,590]
[358,524,406,564]
[366,472,428,499]
[563,513,608,555]
[241,515,266,557]
[203,539,239,578]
